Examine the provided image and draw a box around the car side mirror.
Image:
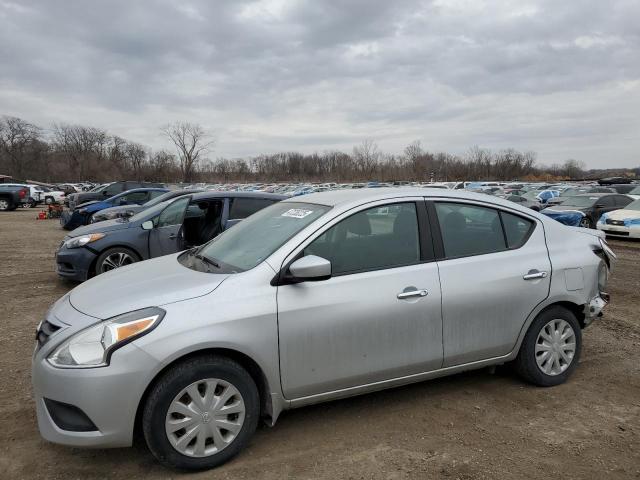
[141,220,154,230]
[288,255,331,282]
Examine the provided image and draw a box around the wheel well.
[539,301,586,328]
[132,348,271,446]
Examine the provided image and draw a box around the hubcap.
[535,319,576,376]
[0,199,8,210]
[99,252,134,272]
[165,379,245,458]
[580,218,590,228]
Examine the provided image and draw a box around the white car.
[38,187,66,205]
[597,199,640,239]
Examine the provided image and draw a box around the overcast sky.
[1,0,638,168]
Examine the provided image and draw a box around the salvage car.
[0,184,30,210]
[60,188,169,230]
[34,188,614,470]
[596,199,640,239]
[541,193,632,228]
[66,181,165,209]
[90,189,205,223]
[55,191,285,281]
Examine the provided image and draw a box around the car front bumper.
[55,246,97,282]
[32,338,158,448]
[597,223,640,239]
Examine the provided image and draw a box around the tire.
[0,198,12,211]
[142,355,260,471]
[515,306,582,387]
[579,216,593,229]
[45,196,54,205]
[95,247,141,274]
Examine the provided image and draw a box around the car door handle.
[397,289,428,299]
[523,270,548,280]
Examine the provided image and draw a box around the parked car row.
[34,187,615,470]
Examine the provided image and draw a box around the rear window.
[229,198,276,219]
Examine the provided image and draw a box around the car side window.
[122,192,149,204]
[500,212,534,249]
[149,190,165,200]
[229,198,275,220]
[304,202,421,275]
[614,195,632,207]
[598,196,616,207]
[435,203,506,258]
[157,198,190,228]
[103,184,121,196]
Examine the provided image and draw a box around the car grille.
[36,320,62,348]
[606,219,625,226]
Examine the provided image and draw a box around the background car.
[60,188,169,230]
[542,193,633,228]
[596,199,640,239]
[90,189,205,223]
[55,191,285,281]
[66,181,165,209]
[504,194,542,211]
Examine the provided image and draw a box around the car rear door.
[430,200,551,367]
[277,199,443,399]
[149,197,191,257]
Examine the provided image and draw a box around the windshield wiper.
[188,248,221,270]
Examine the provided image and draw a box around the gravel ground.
[1,208,639,480]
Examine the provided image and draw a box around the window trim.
[276,199,434,283]
[427,199,536,261]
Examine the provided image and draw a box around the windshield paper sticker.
[281,208,313,219]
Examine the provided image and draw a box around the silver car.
[32,188,614,470]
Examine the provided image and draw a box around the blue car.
[60,188,169,230]
[55,191,285,281]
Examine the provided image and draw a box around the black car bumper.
[60,210,88,231]
[56,246,97,282]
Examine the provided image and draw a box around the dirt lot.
[1,208,639,480]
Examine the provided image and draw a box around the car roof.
[286,187,529,210]
[190,191,287,201]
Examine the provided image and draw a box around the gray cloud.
[0,0,638,168]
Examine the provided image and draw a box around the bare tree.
[0,116,42,179]
[161,121,214,182]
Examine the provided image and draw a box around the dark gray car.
[90,189,205,223]
[56,191,285,281]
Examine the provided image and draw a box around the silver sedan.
[33,188,614,470]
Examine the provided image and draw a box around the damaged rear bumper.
[583,293,609,327]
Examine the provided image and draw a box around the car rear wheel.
[579,217,593,229]
[515,306,582,387]
[95,247,140,274]
[142,355,259,471]
[45,196,54,205]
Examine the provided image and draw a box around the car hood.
[543,205,588,213]
[69,253,229,319]
[75,200,102,209]
[67,218,131,237]
[96,205,143,217]
[606,209,640,220]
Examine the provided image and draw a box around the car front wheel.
[142,355,259,471]
[579,217,593,228]
[515,306,582,387]
[95,247,140,274]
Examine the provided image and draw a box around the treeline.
[0,115,632,184]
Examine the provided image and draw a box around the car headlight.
[47,307,165,368]
[64,233,105,248]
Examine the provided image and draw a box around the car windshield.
[196,202,331,272]
[628,186,640,195]
[558,196,599,207]
[625,199,640,211]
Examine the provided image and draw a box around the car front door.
[430,201,551,367]
[277,200,443,400]
[149,197,190,257]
